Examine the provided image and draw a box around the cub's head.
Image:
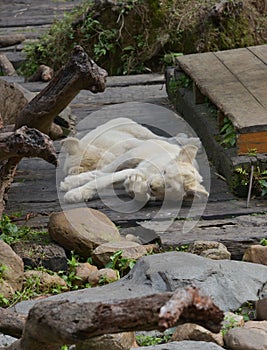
[148,145,209,201]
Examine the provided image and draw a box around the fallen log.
[0,55,17,76]
[0,45,107,215]
[1,286,223,350]
[15,45,107,135]
[0,34,26,48]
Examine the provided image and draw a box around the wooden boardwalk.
[176,45,267,154]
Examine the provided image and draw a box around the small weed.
[219,117,236,148]
[163,52,183,66]
[176,245,189,252]
[260,238,267,246]
[105,250,136,277]
[0,214,49,245]
[235,166,267,196]
[247,148,258,157]
[136,334,171,346]
[0,264,8,281]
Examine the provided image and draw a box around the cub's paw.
[64,187,96,203]
[124,172,150,201]
[60,175,82,192]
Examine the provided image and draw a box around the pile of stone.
[0,207,266,349]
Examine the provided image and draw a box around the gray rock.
[12,241,68,272]
[12,252,267,316]
[0,334,17,347]
[224,326,267,350]
[134,340,224,349]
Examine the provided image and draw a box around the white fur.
[60,118,208,203]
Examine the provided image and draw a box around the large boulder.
[48,208,121,258]
[13,252,267,317]
[0,240,24,298]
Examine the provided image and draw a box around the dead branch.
[0,55,17,76]
[2,286,223,350]
[0,34,26,47]
[0,45,107,215]
[15,45,107,136]
[0,126,57,165]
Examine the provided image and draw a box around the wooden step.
[176,45,267,155]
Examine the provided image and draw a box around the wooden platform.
[176,45,267,154]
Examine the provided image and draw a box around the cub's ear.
[186,183,209,199]
[177,145,198,164]
[61,137,80,155]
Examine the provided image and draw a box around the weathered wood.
[0,54,17,76]
[237,131,267,154]
[177,47,267,133]
[2,287,223,350]
[0,126,57,164]
[0,34,25,47]
[0,46,107,215]
[15,45,107,136]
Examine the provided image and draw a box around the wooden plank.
[215,47,267,110]
[177,47,267,133]
[237,131,267,154]
[248,45,267,64]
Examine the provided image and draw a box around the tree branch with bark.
[0,45,107,215]
[0,286,223,350]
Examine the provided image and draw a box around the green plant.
[136,333,172,346]
[58,251,83,290]
[0,214,50,246]
[163,52,183,66]
[221,313,242,336]
[176,245,189,252]
[260,238,267,246]
[219,117,236,148]
[0,264,8,281]
[235,166,267,196]
[105,250,136,277]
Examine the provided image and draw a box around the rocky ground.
[0,1,267,350]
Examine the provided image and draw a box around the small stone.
[24,270,68,293]
[12,241,68,272]
[187,241,231,260]
[48,208,121,258]
[224,326,267,350]
[92,240,147,267]
[256,297,267,320]
[88,268,119,287]
[243,245,267,266]
[171,323,224,346]
[73,262,98,287]
[76,332,136,350]
[0,240,24,298]
[244,320,267,332]
[222,312,245,331]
